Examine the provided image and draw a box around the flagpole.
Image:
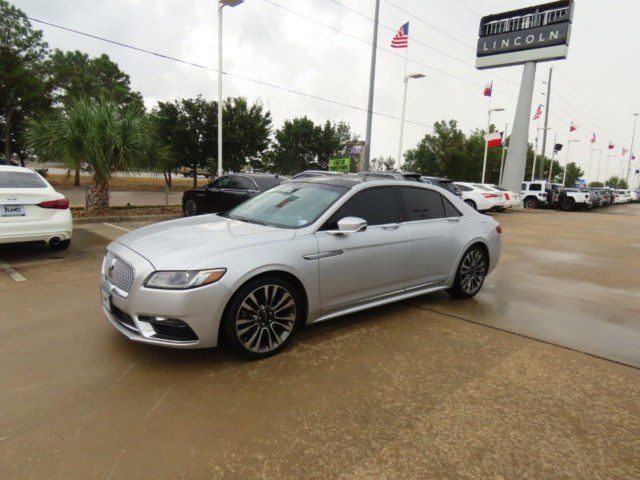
[481,81,493,184]
[531,126,540,181]
[596,150,602,183]
[499,123,508,185]
[363,0,380,171]
[397,29,410,168]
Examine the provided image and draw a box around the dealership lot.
[1,206,639,479]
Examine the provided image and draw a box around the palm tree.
[27,97,168,210]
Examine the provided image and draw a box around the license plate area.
[2,205,25,217]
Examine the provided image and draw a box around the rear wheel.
[447,246,487,299]
[183,199,199,216]
[464,199,477,210]
[523,197,538,209]
[223,276,302,359]
[560,198,575,211]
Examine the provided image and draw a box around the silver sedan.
[100,177,501,359]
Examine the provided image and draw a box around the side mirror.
[327,217,367,236]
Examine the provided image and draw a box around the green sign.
[329,157,350,172]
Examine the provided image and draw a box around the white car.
[0,165,73,250]
[613,190,630,204]
[454,182,506,212]
[631,191,640,202]
[486,184,520,209]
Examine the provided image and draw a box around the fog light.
[139,315,184,325]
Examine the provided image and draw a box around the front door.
[315,187,408,311]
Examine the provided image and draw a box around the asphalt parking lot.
[1,206,639,479]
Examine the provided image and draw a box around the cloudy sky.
[12,0,640,182]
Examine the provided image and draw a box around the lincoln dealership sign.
[476,0,573,69]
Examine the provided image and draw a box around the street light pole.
[482,107,505,183]
[397,73,425,168]
[548,133,558,183]
[531,127,550,181]
[364,0,381,171]
[626,113,639,183]
[217,0,244,178]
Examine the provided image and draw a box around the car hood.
[115,214,295,270]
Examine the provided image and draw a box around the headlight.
[144,269,226,290]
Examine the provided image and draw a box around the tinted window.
[472,184,492,191]
[400,187,445,221]
[455,184,472,192]
[253,176,286,190]
[323,187,400,229]
[0,172,47,188]
[230,176,255,190]
[443,197,462,217]
[210,176,231,189]
[529,183,542,191]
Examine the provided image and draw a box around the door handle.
[382,223,401,230]
[447,217,462,223]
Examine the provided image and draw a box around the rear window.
[492,185,507,192]
[528,183,542,191]
[0,171,47,188]
[253,176,286,191]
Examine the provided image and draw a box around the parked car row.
[521,180,640,211]
[182,170,520,217]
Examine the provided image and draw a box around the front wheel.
[447,246,488,299]
[223,276,302,359]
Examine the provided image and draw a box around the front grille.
[104,252,135,294]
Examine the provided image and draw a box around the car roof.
[0,165,35,173]
[292,175,363,188]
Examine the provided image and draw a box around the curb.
[74,213,181,224]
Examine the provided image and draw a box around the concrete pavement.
[0,207,639,479]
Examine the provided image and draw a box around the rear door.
[315,187,408,310]
[399,187,464,287]
[0,171,59,225]
[224,176,258,210]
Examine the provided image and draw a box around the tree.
[554,162,584,187]
[0,0,51,164]
[47,49,143,184]
[27,97,168,210]
[605,176,627,189]
[371,156,395,171]
[589,181,604,187]
[151,96,272,187]
[47,50,143,107]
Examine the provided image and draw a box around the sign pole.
[502,61,537,192]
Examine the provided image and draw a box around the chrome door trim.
[303,250,345,261]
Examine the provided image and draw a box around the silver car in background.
[101,177,502,359]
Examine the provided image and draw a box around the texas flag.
[591,133,596,144]
[483,82,493,97]
[609,142,615,150]
[485,131,502,148]
[569,123,577,133]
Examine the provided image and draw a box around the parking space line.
[0,259,27,282]
[103,222,132,233]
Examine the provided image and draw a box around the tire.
[223,276,303,360]
[447,245,488,299]
[183,198,199,217]
[560,198,575,211]
[523,197,538,209]
[50,239,71,251]
[464,199,477,210]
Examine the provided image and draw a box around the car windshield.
[0,171,47,188]
[227,182,347,229]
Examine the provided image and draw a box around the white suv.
[521,181,562,209]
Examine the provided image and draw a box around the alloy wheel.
[235,284,296,354]
[460,250,486,295]
[184,199,197,216]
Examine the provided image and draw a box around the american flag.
[532,104,543,120]
[569,122,577,133]
[391,22,409,48]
